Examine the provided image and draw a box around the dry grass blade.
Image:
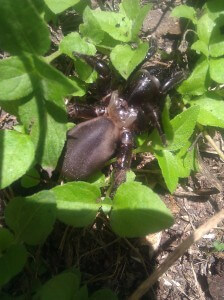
[129,209,224,300]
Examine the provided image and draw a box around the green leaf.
[90,289,118,300]
[60,32,98,83]
[155,150,179,193]
[171,5,197,24]
[178,57,209,95]
[0,244,27,287]
[168,106,200,151]
[79,7,104,45]
[190,93,224,128]
[20,168,40,188]
[210,58,224,83]
[110,43,149,79]
[44,0,80,14]
[205,0,224,20]
[0,57,34,101]
[5,190,56,245]
[0,0,50,55]
[87,9,132,43]
[59,32,96,58]
[36,272,80,299]
[110,182,173,237]
[73,285,89,300]
[0,228,14,252]
[120,0,152,40]
[191,40,209,57]
[175,142,196,178]
[213,241,224,252]
[0,130,35,189]
[53,182,101,227]
[209,18,224,57]
[197,14,215,45]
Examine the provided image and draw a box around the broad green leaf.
[171,5,197,24]
[110,182,173,237]
[197,14,215,45]
[20,168,40,188]
[0,244,27,287]
[190,93,224,128]
[175,142,196,178]
[205,0,224,20]
[131,4,152,40]
[210,58,224,83]
[0,0,50,55]
[120,0,152,40]
[0,228,14,252]
[36,272,80,299]
[53,182,101,227]
[89,9,132,42]
[5,190,56,245]
[79,7,104,45]
[59,32,96,58]
[178,57,209,95]
[191,40,209,57]
[90,289,118,300]
[209,19,224,57]
[0,57,34,101]
[44,0,80,14]
[0,130,35,189]
[155,150,179,193]
[73,285,89,300]
[119,0,141,20]
[110,43,149,79]
[88,171,107,188]
[168,106,200,151]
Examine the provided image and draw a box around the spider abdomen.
[61,117,120,180]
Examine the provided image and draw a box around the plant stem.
[44,50,61,63]
[203,130,224,161]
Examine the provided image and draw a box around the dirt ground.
[0,0,224,299]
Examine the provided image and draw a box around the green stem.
[44,50,61,63]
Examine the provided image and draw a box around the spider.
[59,50,185,189]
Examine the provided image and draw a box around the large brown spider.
[59,50,184,189]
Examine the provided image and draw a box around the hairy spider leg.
[161,71,186,94]
[113,130,133,190]
[68,103,107,120]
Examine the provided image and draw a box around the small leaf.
[197,14,215,45]
[110,43,149,79]
[171,5,197,24]
[168,106,200,151]
[5,190,56,245]
[0,244,27,287]
[0,0,50,55]
[0,57,34,101]
[53,182,101,227]
[175,142,196,178]
[45,0,81,14]
[110,182,173,237]
[0,130,35,189]
[155,150,179,193]
[90,288,118,300]
[178,57,209,95]
[36,272,80,299]
[210,58,224,83]
[59,32,96,58]
[20,168,40,188]
[88,9,132,42]
[0,228,14,252]
[209,18,224,57]
[191,40,209,57]
[79,7,104,45]
[190,92,224,128]
[205,0,224,20]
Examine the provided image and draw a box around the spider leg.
[68,103,106,121]
[161,71,186,94]
[113,130,133,191]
